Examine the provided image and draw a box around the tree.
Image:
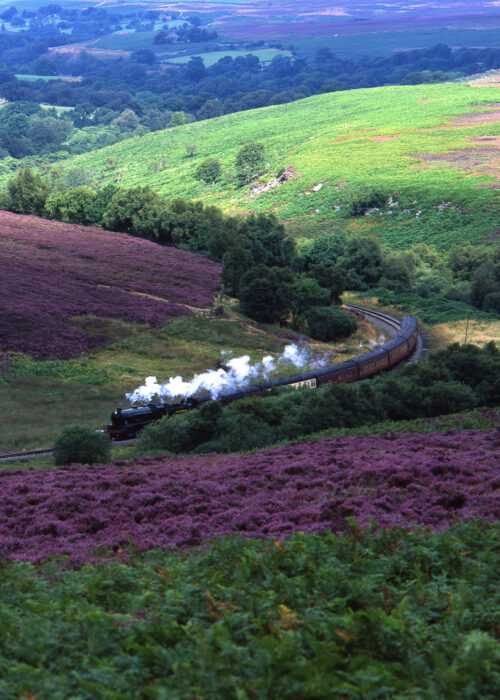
[111,108,139,132]
[379,252,414,293]
[84,184,118,226]
[195,157,222,184]
[222,246,253,295]
[64,167,94,189]
[185,142,198,157]
[342,235,384,290]
[239,265,293,323]
[306,264,344,303]
[7,168,49,215]
[413,273,449,298]
[28,117,72,147]
[44,187,96,224]
[483,292,500,314]
[53,424,111,466]
[241,213,294,268]
[299,232,347,269]
[170,111,187,126]
[290,277,330,327]
[196,98,223,121]
[235,141,266,185]
[184,56,207,81]
[102,186,161,233]
[131,49,156,65]
[303,306,358,342]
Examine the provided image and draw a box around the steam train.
[106,314,419,440]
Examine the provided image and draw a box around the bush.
[195,157,222,184]
[483,292,500,314]
[348,189,387,216]
[235,141,266,185]
[303,305,358,341]
[53,424,111,466]
[137,401,222,454]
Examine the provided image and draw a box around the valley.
[0,2,499,696]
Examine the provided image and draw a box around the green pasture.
[15,74,61,82]
[47,81,500,250]
[164,48,292,66]
[40,104,74,113]
[95,31,159,52]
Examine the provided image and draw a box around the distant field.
[15,74,60,82]
[95,31,159,51]
[164,48,292,66]
[51,80,500,251]
[40,104,74,113]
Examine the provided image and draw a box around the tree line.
[4,168,500,329]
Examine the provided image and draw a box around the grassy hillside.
[51,80,500,248]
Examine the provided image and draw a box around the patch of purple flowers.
[0,429,498,564]
[0,212,221,358]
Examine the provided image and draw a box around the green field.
[15,74,61,81]
[95,31,159,51]
[164,48,292,66]
[49,80,500,250]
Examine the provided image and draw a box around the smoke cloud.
[126,343,326,404]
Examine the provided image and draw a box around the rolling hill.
[51,79,500,249]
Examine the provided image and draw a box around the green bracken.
[0,524,499,698]
[37,82,500,249]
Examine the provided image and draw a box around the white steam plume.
[126,344,322,404]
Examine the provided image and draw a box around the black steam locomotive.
[107,314,418,440]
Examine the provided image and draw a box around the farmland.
[164,48,292,67]
[51,80,500,250]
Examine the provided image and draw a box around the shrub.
[195,157,222,184]
[483,291,500,314]
[53,424,111,466]
[303,305,358,341]
[348,189,387,216]
[235,141,266,185]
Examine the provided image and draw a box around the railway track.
[0,305,421,463]
[345,304,424,362]
[344,304,401,335]
[0,447,54,463]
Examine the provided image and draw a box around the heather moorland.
[1,429,498,565]
[0,211,221,358]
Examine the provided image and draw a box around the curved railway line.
[0,305,423,463]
